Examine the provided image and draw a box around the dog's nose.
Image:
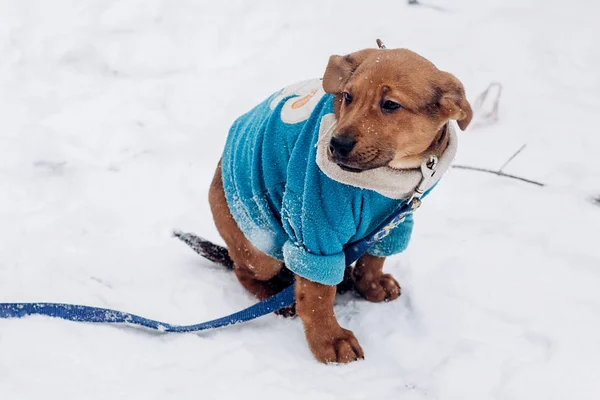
[329,136,356,158]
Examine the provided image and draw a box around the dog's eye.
[381,100,402,112]
[343,92,353,105]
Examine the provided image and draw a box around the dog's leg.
[352,254,401,302]
[209,161,286,301]
[295,275,364,363]
[230,255,284,300]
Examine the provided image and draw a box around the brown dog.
[209,45,471,364]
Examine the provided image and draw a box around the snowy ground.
[1,0,599,398]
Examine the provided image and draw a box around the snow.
[1,0,599,398]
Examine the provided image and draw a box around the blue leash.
[0,288,295,333]
[0,158,436,333]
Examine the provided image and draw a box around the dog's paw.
[308,328,364,364]
[355,273,401,303]
[274,303,296,318]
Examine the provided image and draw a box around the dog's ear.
[437,72,473,131]
[322,49,377,94]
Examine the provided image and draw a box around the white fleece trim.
[315,113,458,200]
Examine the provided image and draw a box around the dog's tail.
[173,230,234,269]
[172,230,355,294]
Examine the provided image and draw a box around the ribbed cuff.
[282,241,345,285]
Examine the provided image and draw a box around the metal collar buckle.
[409,155,438,203]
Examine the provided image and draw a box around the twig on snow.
[471,82,503,128]
[452,144,545,187]
[498,144,527,173]
[452,165,545,187]
[407,0,449,12]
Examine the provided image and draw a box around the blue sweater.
[221,80,416,285]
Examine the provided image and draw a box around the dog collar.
[315,113,458,200]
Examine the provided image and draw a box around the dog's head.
[323,47,472,172]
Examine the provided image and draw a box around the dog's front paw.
[354,272,401,302]
[307,328,364,364]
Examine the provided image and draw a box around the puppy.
[209,46,472,363]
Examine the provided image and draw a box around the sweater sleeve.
[366,182,438,258]
[282,240,346,285]
[280,187,356,285]
[366,213,414,257]
[280,162,360,286]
